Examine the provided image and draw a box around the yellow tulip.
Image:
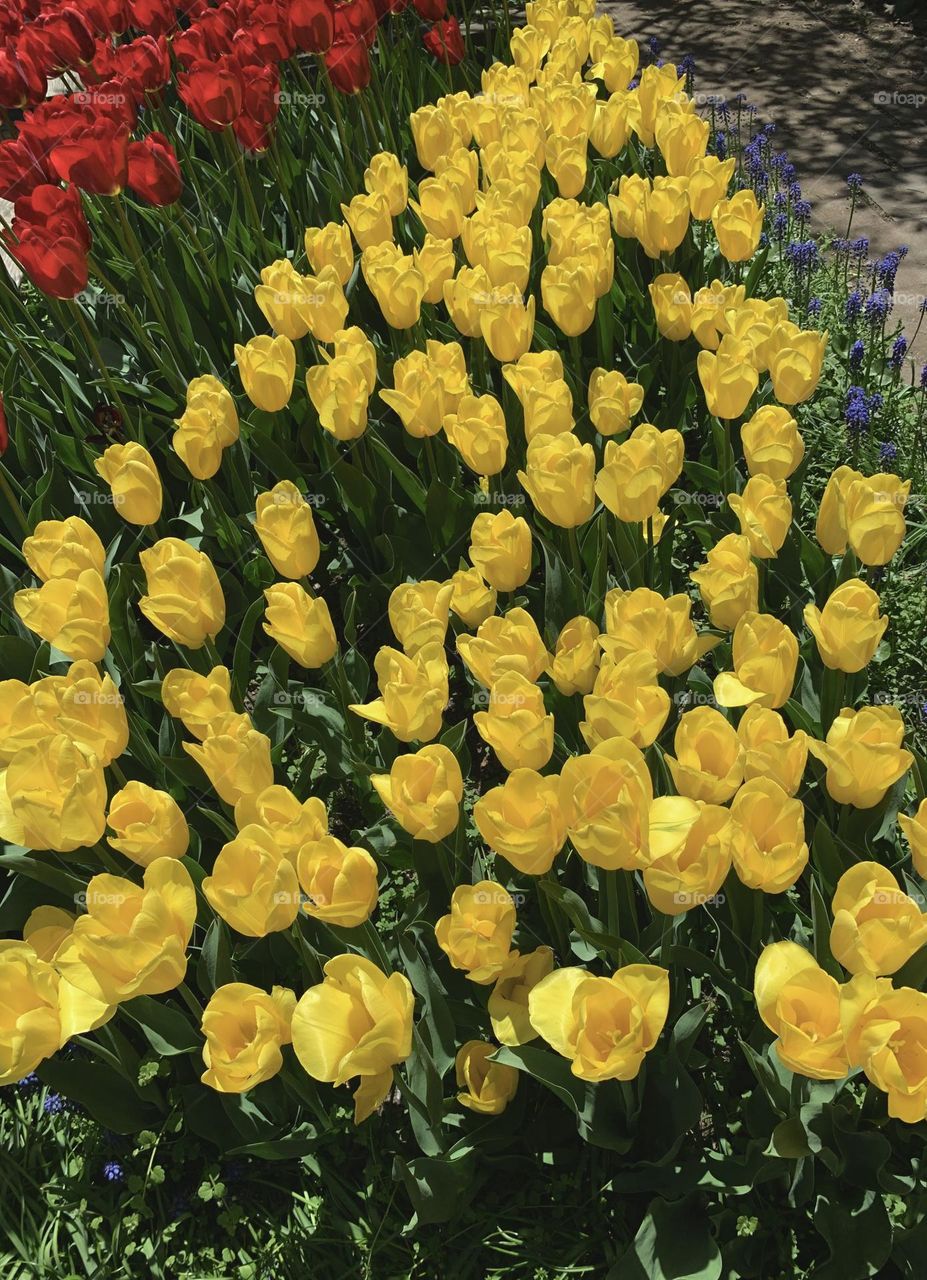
[14,569,110,662]
[371,744,462,842]
[455,1040,519,1114]
[173,373,240,480]
[474,672,554,772]
[0,943,66,1082]
[712,190,764,262]
[587,33,638,91]
[686,154,735,220]
[731,778,808,893]
[160,665,234,741]
[697,336,759,419]
[457,606,550,688]
[595,423,682,524]
[203,825,300,936]
[804,580,887,673]
[414,234,456,305]
[363,151,408,215]
[602,587,719,677]
[254,259,348,343]
[754,942,850,1079]
[55,858,196,1004]
[138,538,225,648]
[766,323,828,405]
[580,651,670,749]
[808,706,912,809]
[254,479,320,580]
[714,611,798,709]
[21,516,103,582]
[234,784,328,867]
[388,579,453,654]
[690,533,759,631]
[842,978,927,1121]
[435,146,479,214]
[94,442,162,526]
[340,191,392,250]
[410,175,467,241]
[435,881,517,983]
[830,862,927,977]
[842,472,910,566]
[633,63,686,146]
[304,221,354,285]
[589,90,636,157]
[3,734,105,852]
[489,946,555,1045]
[551,614,601,695]
[511,24,551,81]
[201,983,295,1093]
[690,280,746,350]
[410,103,467,170]
[350,643,448,742]
[654,99,708,176]
[306,354,370,440]
[469,510,533,593]
[263,583,337,668]
[381,341,469,439]
[479,287,536,362]
[648,272,692,341]
[737,705,807,796]
[234,334,296,413]
[297,835,378,927]
[474,768,567,876]
[519,432,596,528]
[587,367,644,436]
[636,177,691,259]
[464,220,532,294]
[443,264,493,338]
[666,707,744,803]
[106,781,188,866]
[291,954,414,1122]
[727,475,792,559]
[183,711,274,806]
[899,798,927,878]
[528,962,670,1080]
[541,256,597,335]
[445,393,508,477]
[562,737,651,870]
[447,567,497,628]
[545,133,587,198]
[0,661,126,768]
[361,242,426,329]
[644,797,734,915]
[741,404,804,480]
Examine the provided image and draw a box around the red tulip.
[333,0,377,48]
[0,47,46,110]
[423,15,463,63]
[116,35,172,96]
[288,0,333,53]
[50,117,131,195]
[31,8,97,72]
[127,132,182,204]
[233,112,273,152]
[7,186,91,298]
[177,56,244,129]
[246,2,295,62]
[0,137,45,202]
[324,35,369,92]
[412,0,446,20]
[241,62,280,123]
[128,0,178,37]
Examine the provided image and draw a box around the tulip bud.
[184,711,275,806]
[741,404,804,480]
[380,341,469,438]
[254,480,321,580]
[94,442,162,526]
[255,259,348,343]
[727,475,792,559]
[580,651,670,749]
[234,333,296,413]
[587,367,644,436]
[139,538,225,648]
[447,567,497,628]
[173,373,240,480]
[161,665,234,740]
[388,580,454,653]
[413,234,456,304]
[306,353,371,441]
[518,432,596,528]
[304,220,354,286]
[468,510,533,593]
[474,671,554,771]
[480,287,536,362]
[686,154,735,220]
[263,583,337,668]
[362,242,426,329]
[697,336,759,419]
[454,1040,519,1114]
[444,392,507,475]
[340,191,392,249]
[766,322,828,405]
[551,614,601,695]
[712,189,764,261]
[363,151,408,216]
[804,580,887,673]
[22,516,104,582]
[691,533,759,631]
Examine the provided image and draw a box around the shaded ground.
[605,0,927,355]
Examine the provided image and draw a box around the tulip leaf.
[37,1058,160,1135]
[392,1147,477,1225]
[613,1194,722,1280]
[812,1188,892,1280]
[120,996,201,1057]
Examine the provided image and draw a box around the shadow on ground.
[604,0,927,351]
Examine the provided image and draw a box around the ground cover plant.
[2,1,927,1276]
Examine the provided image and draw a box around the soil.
[603,0,927,355]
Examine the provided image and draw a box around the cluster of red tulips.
[0,0,464,297]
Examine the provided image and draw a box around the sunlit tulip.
[807,706,912,809]
[754,943,850,1079]
[804,580,887,673]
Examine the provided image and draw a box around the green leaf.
[612,1195,722,1280]
[120,996,201,1056]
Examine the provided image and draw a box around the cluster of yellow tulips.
[4,0,927,1135]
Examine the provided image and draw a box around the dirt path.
[603,0,927,357]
